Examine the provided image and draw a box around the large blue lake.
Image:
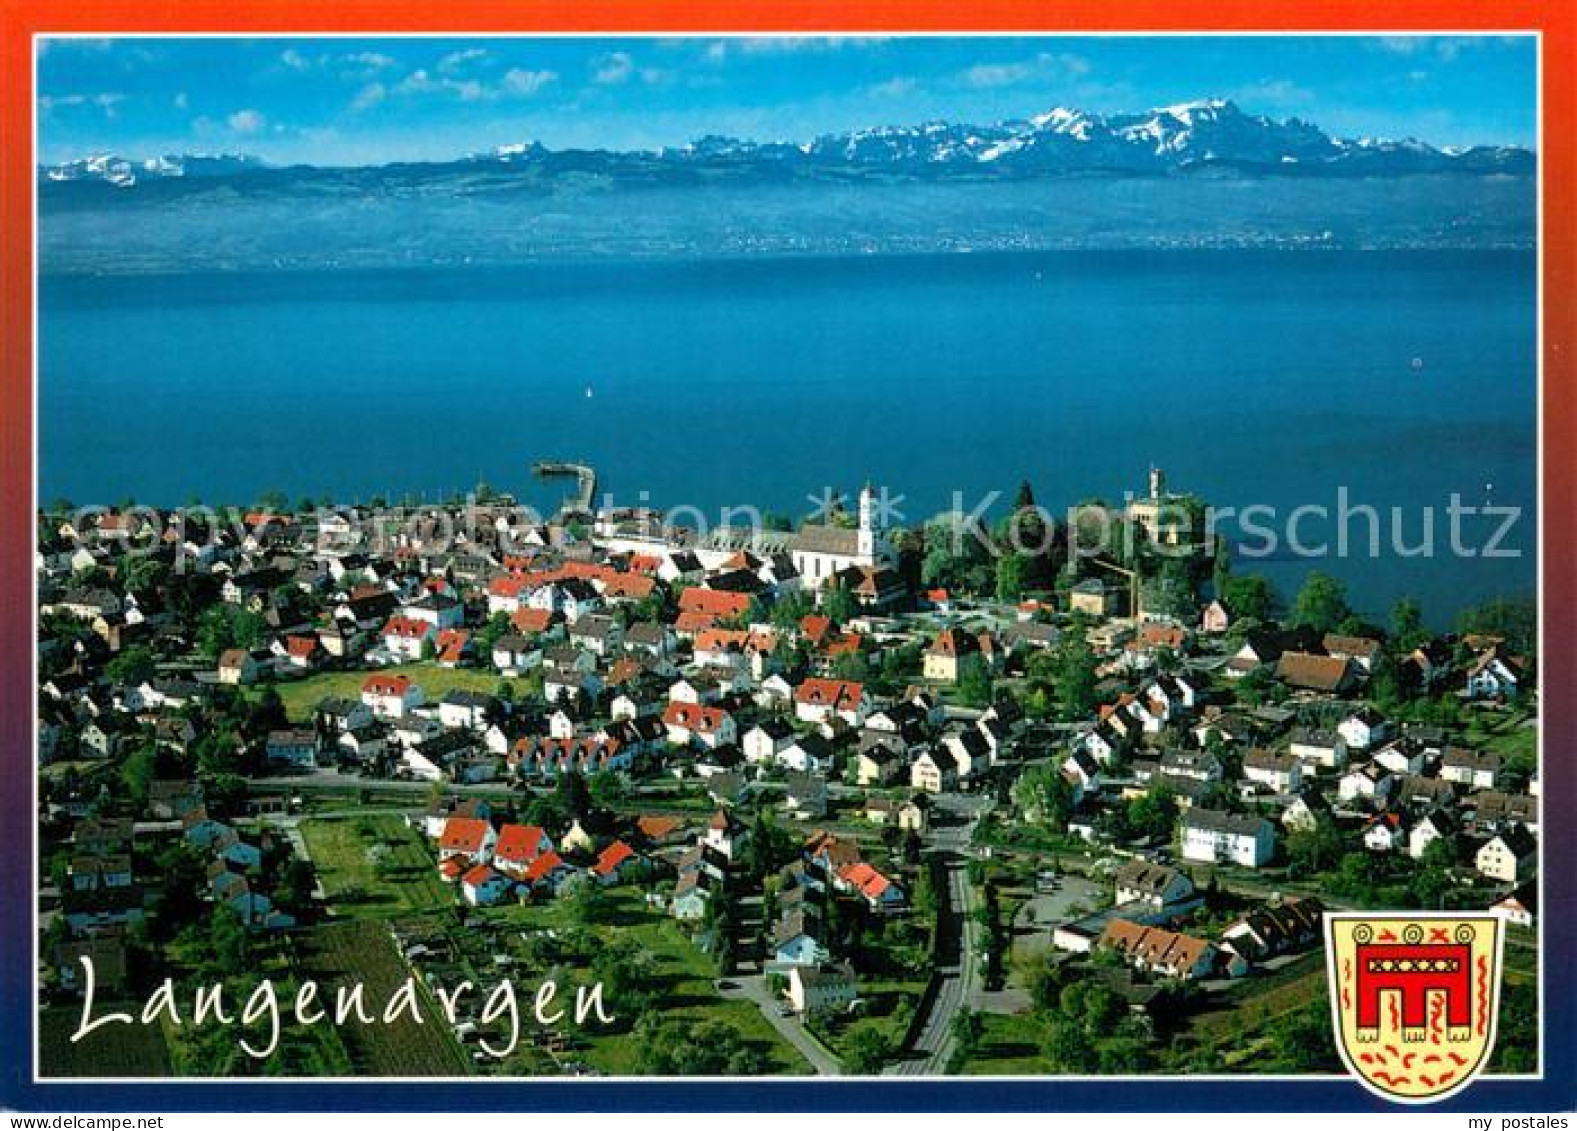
[39,250,1536,624]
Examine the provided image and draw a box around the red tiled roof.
[800,615,834,645]
[825,633,863,658]
[663,701,729,734]
[592,840,636,876]
[794,677,864,711]
[363,674,413,697]
[522,850,567,883]
[382,615,432,640]
[509,607,554,634]
[695,629,750,654]
[488,575,531,598]
[493,823,550,865]
[461,863,502,888]
[1275,651,1351,692]
[439,816,492,854]
[679,588,752,619]
[838,861,894,900]
[636,815,682,841]
[675,611,720,634]
[601,573,656,600]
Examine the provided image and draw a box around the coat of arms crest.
[1325,912,1504,1103]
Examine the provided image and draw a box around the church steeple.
[857,481,878,563]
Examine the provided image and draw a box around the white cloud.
[346,51,397,70]
[867,76,916,98]
[438,48,489,74]
[1227,78,1314,109]
[502,68,557,96]
[39,91,123,118]
[1376,36,1424,56]
[593,51,635,85]
[228,108,266,133]
[350,81,386,112]
[959,51,1090,89]
[281,48,311,71]
[173,91,188,110]
[394,66,556,102]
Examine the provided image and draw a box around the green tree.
[1287,813,1346,876]
[1052,616,1098,721]
[956,654,995,710]
[1288,571,1351,634]
[921,512,994,596]
[1390,596,1427,651]
[105,645,157,687]
[843,1025,895,1074]
[1456,595,1538,658]
[1011,763,1074,831]
[821,584,858,626]
[211,906,251,975]
[1126,784,1179,843]
[995,552,1030,603]
[1221,574,1273,622]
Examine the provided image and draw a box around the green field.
[959,1011,1050,1075]
[297,919,471,1076]
[464,888,812,1076]
[299,814,455,918]
[39,1002,172,1077]
[276,662,505,722]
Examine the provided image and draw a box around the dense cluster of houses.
[35,476,1540,1039]
[1048,603,1539,946]
[1052,857,1326,983]
[421,797,648,907]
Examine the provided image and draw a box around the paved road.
[719,978,842,1076]
[885,793,990,1076]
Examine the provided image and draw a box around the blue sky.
[36,35,1537,165]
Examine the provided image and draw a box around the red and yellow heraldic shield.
[1326,912,1505,1103]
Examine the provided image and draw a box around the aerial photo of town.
[36,34,1539,1079]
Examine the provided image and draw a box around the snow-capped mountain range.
[42,152,265,187]
[40,99,1532,189]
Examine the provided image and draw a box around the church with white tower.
[791,481,892,589]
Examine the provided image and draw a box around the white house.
[361,674,424,719]
[743,719,796,766]
[1476,826,1537,883]
[437,816,497,864]
[1181,810,1274,868]
[381,615,436,662]
[1289,728,1347,773]
[786,964,858,1016]
[1465,649,1521,699]
[1338,708,1390,753]
[491,634,542,674]
[1442,747,1501,791]
[461,864,512,907]
[793,678,868,730]
[662,701,736,750]
[1338,764,1394,804]
[1409,809,1458,861]
[1363,813,1408,853]
[1114,860,1196,910]
[1243,749,1303,795]
[438,691,497,731]
[910,749,956,794]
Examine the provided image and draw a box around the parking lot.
[1008,872,1108,964]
